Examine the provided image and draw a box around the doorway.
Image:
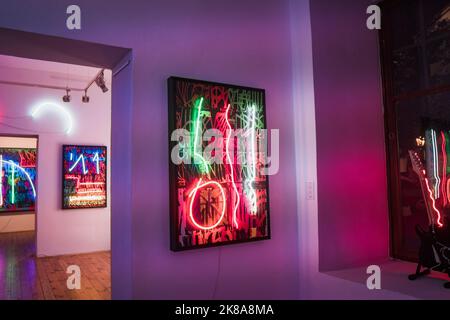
[0,53,113,299]
[0,27,133,300]
[0,135,38,299]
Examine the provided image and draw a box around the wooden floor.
[0,231,111,300]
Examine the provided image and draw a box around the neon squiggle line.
[225,104,240,228]
[424,169,444,227]
[0,160,37,199]
[246,105,257,214]
[93,152,100,175]
[188,178,226,230]
[442,131,448,206]
[431,130,440,199]
[69,154,88,174]
[192,97,210,174]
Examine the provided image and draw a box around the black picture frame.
[168,76,271,251]
[62,145,108,210]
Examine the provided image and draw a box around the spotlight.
[82,90,90,103]
[95,71,108,93]
[62,88,71,103]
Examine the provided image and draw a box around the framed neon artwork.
[62,145,107,209]
[0,148,37,214]
[168,76,271,251]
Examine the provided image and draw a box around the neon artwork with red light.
[0,148,37,213]
[423,170,444,228]
[168,77,270,251]
[62,145,107,209]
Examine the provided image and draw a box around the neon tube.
[69,195,106,202]
[192,97,209,174]
[80,182,105,186]
[69,154,88,174]
[188,179,226,230]
[31,102,73,134]
[76,190,104,194]
[246,105,257,214]
[225,104,240,228]
[3,160,36,199]
[431,130,441,199]
[442,131,448,206]
[93,152,100,175]
[424,169,444,227]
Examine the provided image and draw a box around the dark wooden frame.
[168,76,271,251]
[62,145,108,210]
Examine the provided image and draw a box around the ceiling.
[0,54,109,91]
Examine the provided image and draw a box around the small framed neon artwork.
[168,76,271,251]
[62,145,107,209]
[0,148,37,214]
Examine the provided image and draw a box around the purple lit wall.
[310,0,390,271]
[0,0,299,299]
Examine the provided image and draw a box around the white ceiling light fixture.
[62,87,71,103]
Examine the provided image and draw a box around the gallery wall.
[310,0,390,271]
[0,136,37,233]
[288,0,409,300]
[0,0,300,299]
[0,0,395,300]
[0,59,111,256]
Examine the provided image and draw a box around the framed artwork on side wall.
[0,148,37,214]
[62,145,107,209]
[168,76,271,251]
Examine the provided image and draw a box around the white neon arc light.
[0,160,37,198]
[31,102,73,134]
[431,130,440,199]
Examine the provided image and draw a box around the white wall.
[0,57,111,256]
[0,136,37,233]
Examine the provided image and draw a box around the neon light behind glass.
[0,160,36,199]
[31,102,73,134]
[431,130,440,199]
[245,105,257,214]
[442,131,448,206]
[226,104,240,228]
[188,179,226,230]
[424,169,444,227]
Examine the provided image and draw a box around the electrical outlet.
[305,181,314,200]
